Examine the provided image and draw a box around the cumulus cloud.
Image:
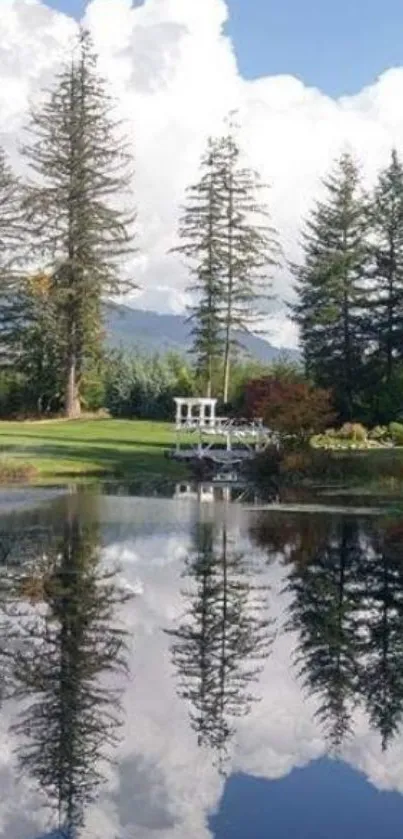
[3,0,403,344]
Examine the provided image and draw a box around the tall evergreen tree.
[366,150,403,413]
[22,29,136,417]
[293,153,368,420]
[220,119,281,403]
[174,137,226,397]
[175,117,280,403]
[0,147,25,366]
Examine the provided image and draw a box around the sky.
[3,0,403,347]
[44,0,403,97]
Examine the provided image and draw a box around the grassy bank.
[0,419,186,482]
[279,446,403,497]
[2,417,403,493]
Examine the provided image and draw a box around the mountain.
[104,303,299,363]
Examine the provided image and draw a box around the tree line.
[294,151,403,423]
[2,26,403,423]
[0,27,281,419]
[185,144,403,424]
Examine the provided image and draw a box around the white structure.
[174,397,218,430]
[172,395,272,462]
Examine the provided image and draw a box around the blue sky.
[44,0,403,96]
[210,763,403,839]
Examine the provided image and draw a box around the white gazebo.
[174,397,218,430]
[171,396,271,461]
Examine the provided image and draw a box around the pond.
[1,483,403,838]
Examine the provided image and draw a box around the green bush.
[389,422,403,445]
[368,425,389,441]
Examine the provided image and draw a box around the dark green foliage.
[367,150,403,383]
[293,153,369,420]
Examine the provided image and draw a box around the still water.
[0,485,403,838]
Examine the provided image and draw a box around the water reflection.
[0,496,133,838]
[251,510,403,754]
[358,519,403,751]
[166,518,274,771]
[284,517,364,750]
[1,488,403,836]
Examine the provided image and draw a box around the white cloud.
[2,0,403,348]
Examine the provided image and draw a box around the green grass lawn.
[0,418,186,482]
[2,417,403,493]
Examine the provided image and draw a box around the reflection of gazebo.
[174,482,215,502]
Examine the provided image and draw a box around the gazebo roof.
[174,397,217,405]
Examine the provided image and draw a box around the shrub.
[0,458,37,482]
[368,425,389,441]
[338,422,368,442]
[280,451,312,476]
[389,422,403,445]
[243,376,335,442]
[250,445,283,482]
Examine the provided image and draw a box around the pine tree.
[174,137,226,397]
[22,29,136,417]
[366,150,403,411]
[293,153,368,420]
[175,117,280,403]
[220,119,281,403]
[0,147,25,366]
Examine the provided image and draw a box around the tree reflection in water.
[166,517,275,772]
[251,509,403,753]
[1,496,133,838]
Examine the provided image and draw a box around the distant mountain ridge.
[104,302,299,363]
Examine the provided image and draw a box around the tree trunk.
[223,177,234,405]
[222,348,231,405]
[386,246,394,384]
[65,352,81,418]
